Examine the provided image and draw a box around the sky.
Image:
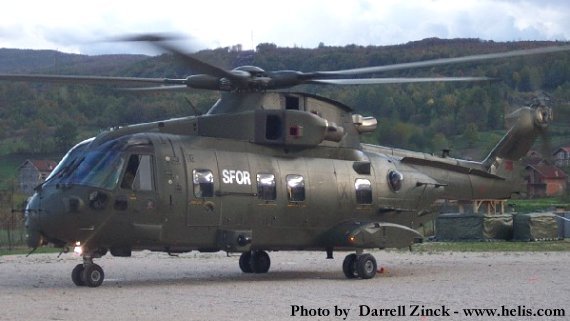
[0,0,569,55]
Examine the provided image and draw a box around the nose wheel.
[71,255,105,287]
[342,253,377,279]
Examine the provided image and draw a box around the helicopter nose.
[25,193,44,248]
[25,188,72,248]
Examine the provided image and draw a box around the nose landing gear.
[71,253,105,287]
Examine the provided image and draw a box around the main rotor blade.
[318,45,570,77]
[0,74,187,86]
[117,85,189,92]
[307,76,493,85]
[121,34,239,81]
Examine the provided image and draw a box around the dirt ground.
[0,250,568,321]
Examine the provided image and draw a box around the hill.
[0,48,148,74]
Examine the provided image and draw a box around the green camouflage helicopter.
[0,35,565,287]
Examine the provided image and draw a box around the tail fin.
[483,105,552,175]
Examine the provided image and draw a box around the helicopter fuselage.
[27,133,432,254]
[26,125,515,254]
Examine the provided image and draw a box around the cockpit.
[45,135,154,191]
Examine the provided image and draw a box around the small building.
[525,164,567,198]
[18,159,58,195]
[553,147,570,167]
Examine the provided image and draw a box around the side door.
[330,159,377,221]
[117,152,162,242]
[265,157,312,247]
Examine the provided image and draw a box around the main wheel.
[239,252,253,273]
[71,264,85,286]
[356,254,377,279]
[342,254,358,279]
[250,250,271,274]
[82,264,105,287]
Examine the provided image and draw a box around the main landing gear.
[239,250,271,274]
[71,254,105,287]
[342,252,377,279]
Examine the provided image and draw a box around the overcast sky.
[0,0,569,55]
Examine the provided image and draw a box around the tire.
[356,254,377,279]
[239,252,253,273]
[71,264,85,286]
[342,254,358,279]
[250,250,271,274]
[82,264,105,287]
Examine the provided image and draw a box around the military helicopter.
[0,35,566,287]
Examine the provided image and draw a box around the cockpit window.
[121,155,154,191]
[58,136,152,190]
[67,146,125,190]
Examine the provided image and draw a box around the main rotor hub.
[232,65,266,77]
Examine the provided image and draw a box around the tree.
[24,119,52,153]
[463,123,479,148]
[54,121,78,152]
[431,133,449,152]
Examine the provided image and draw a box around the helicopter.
[0,35,566,287]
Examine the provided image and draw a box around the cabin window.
[355,178,372,204]
[121,154,154,191]
[257,173,276,200]
[286,174,305,202]
[387,170,403,192]
[193,169,214,198]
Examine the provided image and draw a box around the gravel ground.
[0,250,568,321]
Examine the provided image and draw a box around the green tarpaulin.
[437,212,562,241]
[513,213,560,241]
[436,214,513,241]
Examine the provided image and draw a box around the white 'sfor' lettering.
[222,169,251,185]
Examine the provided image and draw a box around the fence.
[0,211,26,249]
[0,185,27,250]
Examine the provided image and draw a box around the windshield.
[48,135,153,190]
[61,138,130,190]
[45,137,95,181]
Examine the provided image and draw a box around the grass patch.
[508,197,570,213]
[411,240,570,253]
[0,154,26,189]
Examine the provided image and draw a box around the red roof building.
[525,164,568,197]
[18,159,58,195]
